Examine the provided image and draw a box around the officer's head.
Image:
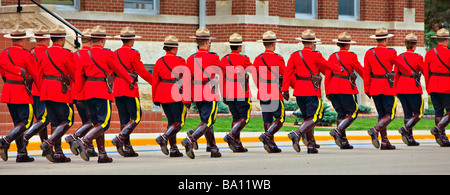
[263,41,276,51]
[404,33,418,51]
[91,38,106,47]
[50,37,66,46]
[434,28,450,46]
[337,43,351,50]
[230,45,242,52]
[164,35,179,55]
[197,39,210,51]
[163,46,178,55]
[122,39,135,47]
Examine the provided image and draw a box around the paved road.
[1,138,450,175]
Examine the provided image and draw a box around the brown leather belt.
[44,75,62,81]
[430,72,450,77]
[399,72,414,78]
[160,78,177,83]
[372,74,388,79]
[295,74,312,81]
[86,76,106,82]
[4,79,24,85]
[193,78,210,85]
[331,73,349,79]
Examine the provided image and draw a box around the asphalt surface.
[1,136,450,175]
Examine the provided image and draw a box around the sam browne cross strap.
[87,50,115,94]
[431,48,450,77]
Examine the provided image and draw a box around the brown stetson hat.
[431,28,450,39]
[224,33,245,46]
[332,32,356,44]
[32,25,50,39]
[4,25,31,39]
[257,30,283,42]
[404,33,418,42]
[87,25,112,39]
[369,27,394,39]
[296,29,321,43]
[164,35,179,47]
[114,27,142,39]
[189,27,216,40]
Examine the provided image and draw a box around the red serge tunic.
[253,50,285,101]
[152,52,188,103]
[325,48,363,95]
[220,51,253,100]
[37,44,75,103]
[363,45,413,96]
[282,47,342,97]
[395,49,425,95]
[112,45,152,98]
[0,44,39,104]
[74,45,133,102]
[424,44,450,94]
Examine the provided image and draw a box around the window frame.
[338,0,360,21]
[41,0,80,11]
[123,0,160,15]
[295,0,318,20]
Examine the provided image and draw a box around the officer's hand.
[184,103,191,109]
[282,91,289,101]
[154,102,161,107]
[20,68,27,78]
[341,67,345,73]
[365,93,371,99]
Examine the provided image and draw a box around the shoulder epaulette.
[103,48,112,51]
[63,48,72,52]
[313,50,321,53]
[291,50,301,54]
[209,51,218,56]
[131,48,140,53]
[387,48,396,51]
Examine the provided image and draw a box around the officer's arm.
[132,52,152,84]
[73,53,86,101]
[352,54,364,77]
[282,54,295,92]
[316,53,343,73]
[108,53,133,84]
[25,52,41,92]
[0,52,26,78]
[151,62,160,104]
[363,52,373,96]
[392,52,413,76]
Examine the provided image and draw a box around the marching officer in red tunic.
[71,25,134,163]
[0,25,39,162]
[21,25,51,157]
[110,27,152,157]
[181,27,222,159]
[253,31,286,153]
[38,25,76,162]
[65,29,99,157]
[425,28,450,147]
[221,33,253,153]
[283,29,343,154]
[395,33,424,146]
[363,27,413,150]
[325,32,363,149]
[154,35,188,157]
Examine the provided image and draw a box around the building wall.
[0,0,426,112]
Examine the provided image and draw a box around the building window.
[41,0,80,11]
[339,0,359,21]
[295,0,317,19]
[124,0,159,15]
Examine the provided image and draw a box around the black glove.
[282,91,289,101]
[154,102,161,107]
[184,103,191,109]
[20,68,27,78]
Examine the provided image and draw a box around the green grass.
[163,117,436,132]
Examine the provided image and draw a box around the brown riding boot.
[96,132,112,163]
[111,121,138,156]
[40,122,70,162]
[287,119,315,153]
[53,138,71,163]
[431,113,450,147]
[169,135,183,157]
[330,116,354,149]
[73,125,105,161]
[224,118,247,152]
[380,126,396,150]
[65,123,93,156]
[259,119,282,153]
[205,126,221,158]
[368,116,392,149]
[16,134,34,162]
[156,122,181,155]
[0,123,27,161]
[181,122,208,159]
[398,115,420,146]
